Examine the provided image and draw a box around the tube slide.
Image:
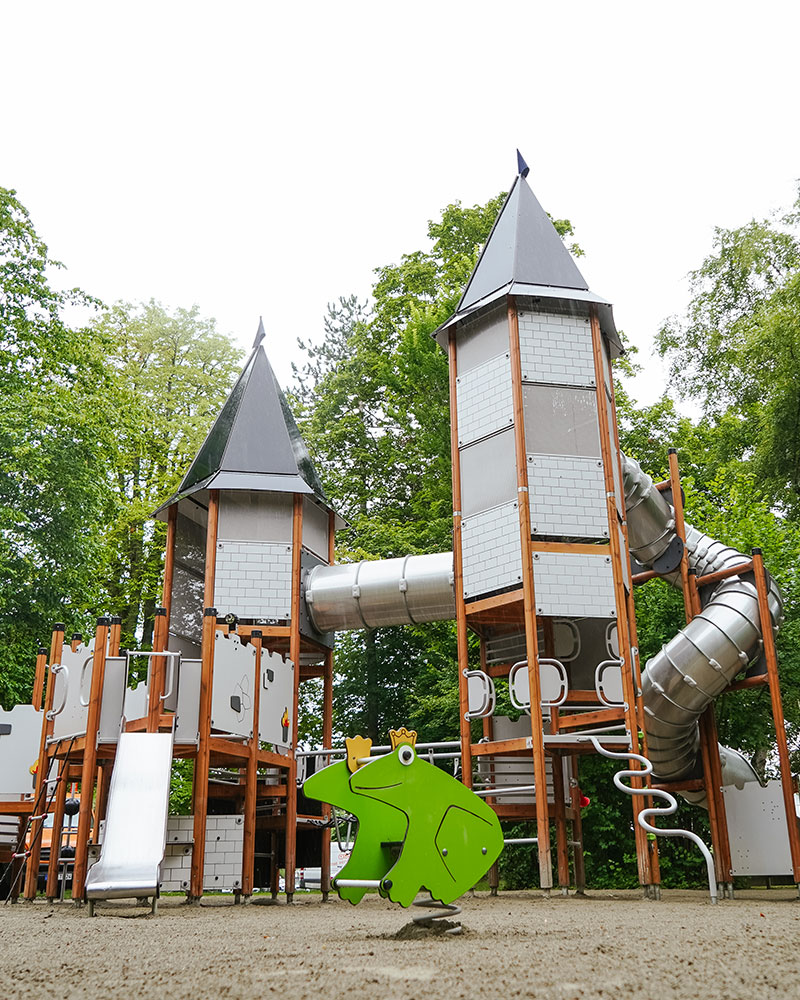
[622,454,782,804]
[306,457,782,806]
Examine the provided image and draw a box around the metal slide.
[85,731,174,914]
[306,457,782,806]
[621,453,782,804]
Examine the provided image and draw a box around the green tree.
[0,187,109,707]
[90,300,243,648]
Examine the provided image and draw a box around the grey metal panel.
[85,732,173,900]
[461,501,521,599]
[532,551,616,618]
[458,175,588,313]
[302,496,330,560]
[518,309,595,387]
[175,658,201,745]
[0,705,41,798]
[219,492,293,542]
[723,781,794,875]
[210,632,257,738]
[456,352,514,447]
[527,454,607,539]
[523,385,600,457]
[259,649,295,750]
[459,428,517,518]
[455,304,509,375]
[98,657,127,742]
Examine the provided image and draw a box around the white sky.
[3,1,799,405]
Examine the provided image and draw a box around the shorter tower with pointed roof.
[155,322,340,652]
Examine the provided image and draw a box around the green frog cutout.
[303,728,503,908]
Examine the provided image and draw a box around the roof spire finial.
[253,317,266,349]
[516,149,530,179]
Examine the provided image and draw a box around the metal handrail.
[589,737,717,903]
[45,664,69,719]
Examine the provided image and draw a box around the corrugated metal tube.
[305,552,455,632]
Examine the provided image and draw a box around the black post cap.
[109,616,122,625]
[204,607,218,617]
[71,632,83,641]
[53,624,65,632]
[155,607,167,617]
[668,447,677,454]
[251,629,263,638]
[752,547,762,555]
[97,616,111,626]
[37,646,48,656]
[687,567,697,576]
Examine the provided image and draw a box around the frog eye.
[398,745,414,766]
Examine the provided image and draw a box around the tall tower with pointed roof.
[153,325,340,900]
[436,155,649,893]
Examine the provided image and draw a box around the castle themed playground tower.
[433,155,658,891]
[152,320,344,898]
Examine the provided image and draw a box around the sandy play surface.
[2,889,799,999]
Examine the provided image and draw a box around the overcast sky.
[3,1,798,405]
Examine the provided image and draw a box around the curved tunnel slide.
[305,456,783,804]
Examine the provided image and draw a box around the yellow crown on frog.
[389,727,417,750]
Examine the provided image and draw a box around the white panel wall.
[160,815,244,892]
[532,551,616,618]
[214,540,292,619]
[518,311,595,387]
[528,455,608,539]
[461,501,521,599]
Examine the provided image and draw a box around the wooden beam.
[284,494,304,899]
[508,297,552,889]
[25,624,64,899]
[752,547,800,882]
[448,331,474,790]
[32,646,48,710]
[72,618,110,900]
[590,308,652,888]
[190,489,219,900]
[241,631,263,897]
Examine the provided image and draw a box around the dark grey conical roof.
[458,173,588,311]
[435,160,622,356]
[154,340,331,516]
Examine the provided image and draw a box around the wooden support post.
[45,754,70,901]
[448,331,473,789]
[92,760,112,845]
[508,298,551,890]
[590,309,652,890]
[241,630,263,898]
[752,547,800,884]
[669,451,731,890]
[148,608,168,732]
[24,625,65,899]
[108,617,122,658]
[320,647,334,900]
[551,753,571,892]
[72,617,110,901]
[568,755,586,894]
[32,646,48,710]
[284,493,304,901]
[189,489,219,901]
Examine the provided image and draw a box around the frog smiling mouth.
[352,781,402,791]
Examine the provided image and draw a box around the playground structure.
[2,155,799,911]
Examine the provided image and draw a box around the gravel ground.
[2,889,799,1000]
